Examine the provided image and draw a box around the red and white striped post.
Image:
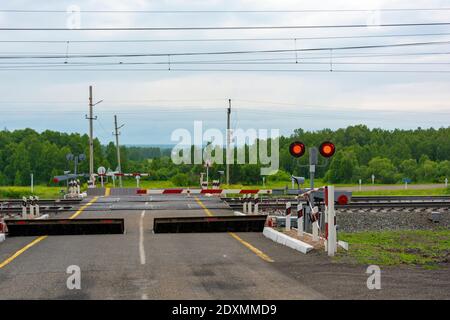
[242,194,248,214]
[253,194,259,214]
[285,202,292,231]
[21,196,27,219]
[29,196,35,218]
[311,206,320,242]
[297,202,304,237]
[35,196,40,217]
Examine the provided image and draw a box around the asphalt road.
[0,194,448,299]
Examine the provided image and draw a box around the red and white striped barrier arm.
[144,189,272,195]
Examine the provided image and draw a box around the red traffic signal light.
[319,141,336,158]
[289,141,306,158]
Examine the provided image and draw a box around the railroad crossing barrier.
[296,186,340,256]
[153,215,267,233]
[5,218,125,236]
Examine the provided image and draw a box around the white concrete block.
[262,227,313,254]
[0,233,5,243]
[338,240,349,251]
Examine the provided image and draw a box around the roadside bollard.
[243,195,247,214]
[35,196,40,217]
[29,196,35,218]
[253,194,259,214]
[285,202,291,231]
[297,203,304,237]
[76,179,81,195]
[21,196,28,219]
[248,194,253,214]
[311,206,320,241]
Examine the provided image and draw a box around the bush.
[171,173,190,187]
[0,188,25,199]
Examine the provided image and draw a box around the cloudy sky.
[0,0,449,145]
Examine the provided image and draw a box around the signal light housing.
[319,141,336,158]
[289,141,306,158]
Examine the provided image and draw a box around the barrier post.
[297,202,303,237]
[312,206,319,241]
[248,194,253,214]
[254,194,259,214]
[35,196,40,217]
[29,196,35,218]
[76,179,81,195]
[327,186,337,256]
[243,195,247,214]
[22,196,27,218]
[285,202,291,231]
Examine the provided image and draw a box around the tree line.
[0,125,448,186]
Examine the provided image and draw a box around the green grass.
[336,229,450,268]
[0,186,63,199]
[353,188,450,196]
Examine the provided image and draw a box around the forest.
[0,125,449,186]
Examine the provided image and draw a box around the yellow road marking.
[194,196,213,216]
[228,232,274,263]
[0,196,98,269]
[69,196,98,219]
[194,196,273,262]
[105,188,111,197]
[0,236,48,269]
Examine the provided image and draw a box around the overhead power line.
[1,32,450,43]
[1,8,450,13]
[0,40,447,59]
[0,68,448,73]
[1,22,450,31]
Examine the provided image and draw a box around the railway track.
[222,195,450,211]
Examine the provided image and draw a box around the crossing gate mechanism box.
[153,215,267,233]
[5,218,125,236]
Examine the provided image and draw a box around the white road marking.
[139,210,146,265]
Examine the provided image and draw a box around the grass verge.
[336,229,450,268]
[0,186,62,199]
[353,188,449,196]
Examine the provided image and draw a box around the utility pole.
[85,85,102,185]
[226,99,231,185]
[114,115,125,187]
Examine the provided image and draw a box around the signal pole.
[226,99,231,185]
[86,85,102,184]
[88,86,94,178]
[114,115,125,187]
